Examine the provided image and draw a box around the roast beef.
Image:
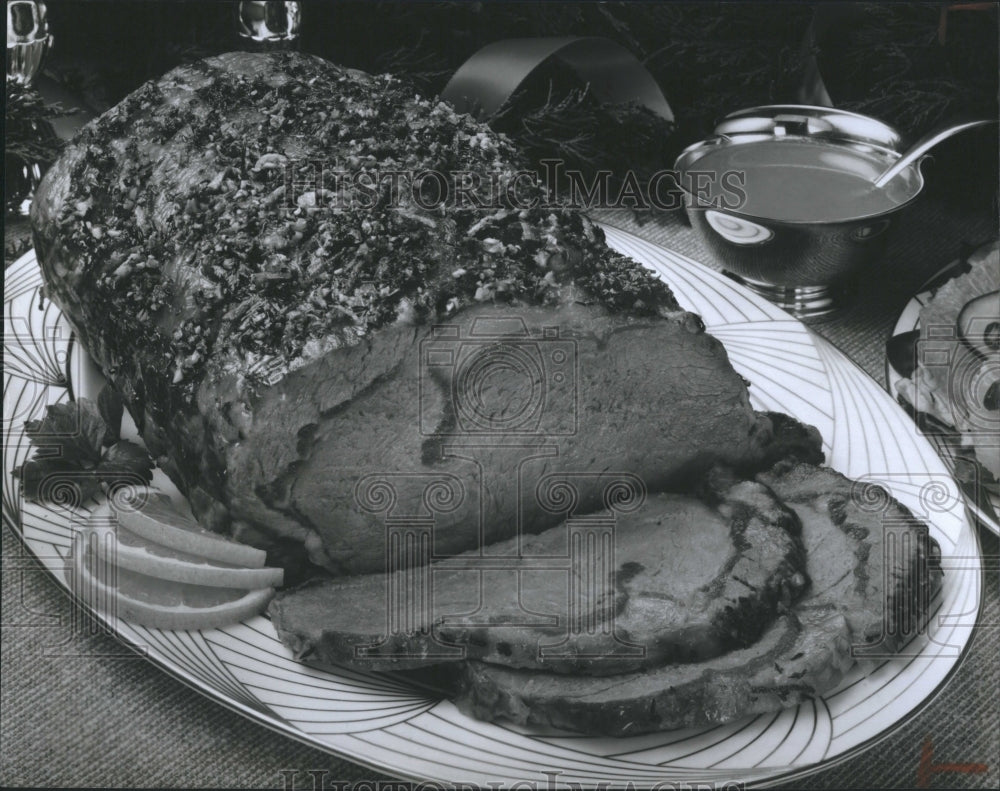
[403,461,942,735]
[29,50,943,737]
[758,460,944,653]
[268,473,808,674]
[437,608,854,736]
[31,51,792,574]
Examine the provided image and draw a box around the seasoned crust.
[31,51,683,403]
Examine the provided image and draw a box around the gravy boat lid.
[711,105,904,154]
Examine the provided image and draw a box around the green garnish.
[14,388,154,504]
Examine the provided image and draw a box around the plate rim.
[884,257,1000,535]
[3,242,984,788]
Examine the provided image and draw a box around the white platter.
[2,225,983,788]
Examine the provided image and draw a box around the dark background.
[35,2,997,134]
[30,1,1000,210]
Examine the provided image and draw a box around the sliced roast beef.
[757,460,943,653]
[231,301,786,575]
[429,608,854,737]
[268,473,807,673]
[402,461,942,735]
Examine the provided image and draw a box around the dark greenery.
[17,2,1000,202]
[487,61,678,198]
[817,3,998,135]
[5,82,73,216]
[14,394,154,504]
[35,1,816,184]
[637,3,812,141]
[813,3,998,207]
[5,82,69,164]
[4,233,32,263]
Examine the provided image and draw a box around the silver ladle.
[873,119,998,188]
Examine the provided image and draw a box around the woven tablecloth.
[3,197,998,789]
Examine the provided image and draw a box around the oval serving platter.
[2,225,982,788]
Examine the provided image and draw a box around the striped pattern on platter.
[2,225,982,788]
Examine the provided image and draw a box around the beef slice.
[268,474,808,674]
[403,461,942,735]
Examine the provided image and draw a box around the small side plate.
[886,259,1000,534]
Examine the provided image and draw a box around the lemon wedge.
[71,491,284,630]
[72,531,276,631]
[107,494,267,568]
[88,498,282,588]
[94,522,284,588]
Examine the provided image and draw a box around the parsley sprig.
[14,388,154,503]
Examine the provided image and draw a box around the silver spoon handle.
[873,119,997,188]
